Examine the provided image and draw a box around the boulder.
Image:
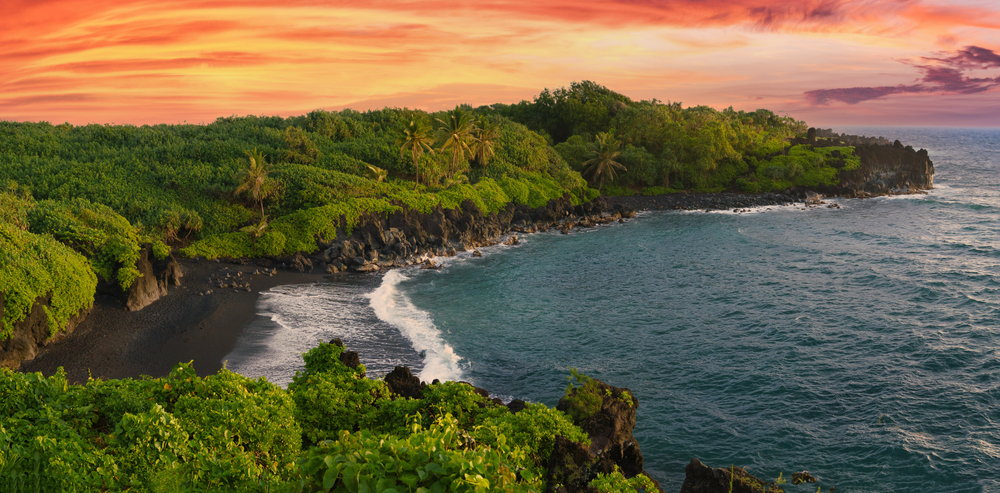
[549,378,663,492]
[384,365,424,399]
[289,252,313,273]
[339,350,362,375]
[557,380,644,477]
[507,399,527,414]
[803,191,823,206]
[679,458,783,493]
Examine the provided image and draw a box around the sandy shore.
[21,258,329,383]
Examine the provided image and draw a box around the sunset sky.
[4,0,1000,127]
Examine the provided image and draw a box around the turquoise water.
[227,127,1000,492]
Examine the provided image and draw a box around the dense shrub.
[27,198,141,290]
[0,222,97,340]
[298,415,540,493]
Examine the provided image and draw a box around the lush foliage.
[0,341,627,492]
[0,364,300,491]
[0,221,96,340]
[27,198,142,291]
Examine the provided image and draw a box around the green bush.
[0,222,97,340]
[561,368,604,422]
[288,343,390,444]
[473,403,589,468]
[298,414,540,493]
[589,467,658,492]
[0,181,34,230]
[640,186,676,196]
[27,198,141,291]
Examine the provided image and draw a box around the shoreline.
[20,257,329,382]
[18,187,927,384]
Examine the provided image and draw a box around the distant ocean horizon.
[225,126,1000,492]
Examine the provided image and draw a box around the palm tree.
[583,132,627,191]
[235,148,277,218]
[470,118,500,168]
[396,118,435,187]
[435,108,475,176]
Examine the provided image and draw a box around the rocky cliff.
[295,194,633,274]
[1,245,183,369]
[0,293,91,368]
[802,131,935,197]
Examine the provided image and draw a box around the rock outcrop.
[312,195,633,273]
[679,458,783,493]
[0,293,91,369]
[547,379,663,493]
[384,365,425,399]
[800,131,934,197]
[126,245,184,311]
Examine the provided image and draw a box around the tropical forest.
[1,81,858,491]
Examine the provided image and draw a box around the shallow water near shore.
[226,127,1000,492]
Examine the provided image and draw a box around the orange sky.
[4,0,1000,126]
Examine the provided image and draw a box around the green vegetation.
[0,221,96,340]
[1,81,847,339]
[0,342,652,492]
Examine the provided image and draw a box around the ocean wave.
[367,269,465,383]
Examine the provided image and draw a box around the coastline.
[20,257,328,383]
[18,187,916,384]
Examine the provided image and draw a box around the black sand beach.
[21,258,329,383]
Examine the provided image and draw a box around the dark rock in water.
[679,458,783,493]
[421,259,441,270]
[791,471,817,484]
[549,378,663,492]
[330,338,344,347]
[557,380,644,478]
[384,366,424,399]
[507,399,527,414]
[472,250,482,257]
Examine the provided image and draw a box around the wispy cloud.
[804,45,1000,105]
[3,0,1000,124]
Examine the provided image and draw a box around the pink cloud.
[804,45,1000,105]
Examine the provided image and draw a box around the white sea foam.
[367,269,465,382]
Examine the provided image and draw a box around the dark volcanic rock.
[545,436,603,493]
[679,458,783,493]
[1,293,91,369]
[557,380,644,477]
[384,365,424,399]
[339,350,361,372]
[507,399,527,414]
[548,378,663,492]
[127,245,183,312]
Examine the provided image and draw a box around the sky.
[3,0,1000,127]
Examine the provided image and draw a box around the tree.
[235,148,278,219]
[435,108,475,176]
[470,118,500,168]
[396,118,435,187]
[582,132,626,191]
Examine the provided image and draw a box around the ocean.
[224,126,1000,492]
